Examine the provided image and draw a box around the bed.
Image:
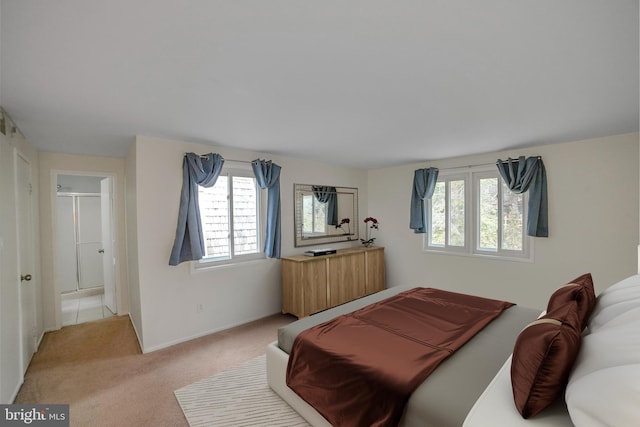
[267,274,640,427]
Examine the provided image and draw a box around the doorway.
[54,174,117,326]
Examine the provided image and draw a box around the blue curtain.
[169,153,225,265]
[409,167,439,233]
[496,156,548,237]
[312,185,338,226]
[252,159,282,258]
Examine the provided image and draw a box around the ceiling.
[1,1,638,169]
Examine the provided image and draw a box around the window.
[426,166,530,260]
[428,174,467,252]
[302,193,327,235]
[196,165,264,267]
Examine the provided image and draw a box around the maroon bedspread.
[285,287,514,427]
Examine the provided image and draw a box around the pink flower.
[361,217,379,246]
[336,218,352,238]
[364,217,379,229]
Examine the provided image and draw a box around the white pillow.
[589,275,640,331]
[589,306,640,331]
[568,320,640,384]
[565,365,640,427]
[565,275,640,426]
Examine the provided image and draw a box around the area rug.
[175,354,311,426]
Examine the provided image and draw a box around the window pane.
[232,176,259,255]
[479,178,498,250]
[430,182,445,246]
[301,195,327,234]
[199,176,230,259]
[313,199,326,234]
[302,194,313,233]
[501,182,523,250]
[449,180,465,246]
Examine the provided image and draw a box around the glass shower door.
[77,196,104,289]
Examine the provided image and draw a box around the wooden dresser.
[281,246,385,318]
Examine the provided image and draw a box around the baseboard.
[128,313,144,353]
[141,311,282,354]
[9,378,22,404]
[35,329,45,351]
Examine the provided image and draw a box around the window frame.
[425,165,533,262]
[301,192,328,236]
[427,173,471,255]
[193,162,266,271]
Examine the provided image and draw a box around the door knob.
[98,249,105,253]
[21,274,32,282]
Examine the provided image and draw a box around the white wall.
[127,136,368,352]
[125,142,143,346]
[38,153,129,330]
[368,133,639,310]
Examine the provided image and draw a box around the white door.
[17,153,36,373]
[76,196,103,289]
[55,196,78,293]
[0,135,21,402]
[101,178,116,314]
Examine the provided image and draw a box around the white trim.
[427,173,470,253]
[424,245,535,263]
[140,312,280,353]
[472,171,531,260]
[194,162,266,271]
[128,313,144,352]
[50,170,120,330]
[190,254,268,273]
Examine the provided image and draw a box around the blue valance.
[409,167,439,233]
[169,153,225,265]
[252,159,282,258]
[312,185,338,226]
[496,156,548,237]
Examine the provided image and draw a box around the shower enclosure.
[56,193,104,293]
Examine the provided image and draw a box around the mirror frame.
[294,183,359,247]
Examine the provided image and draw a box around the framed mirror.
[294,184,359,247]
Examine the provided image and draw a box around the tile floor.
[61,293,115,327]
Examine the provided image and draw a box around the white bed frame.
[266,341,331,427]
[266,341,573,427]
[463,356,573,426]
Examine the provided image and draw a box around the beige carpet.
[175,354,310,426]
[15,314,294,427]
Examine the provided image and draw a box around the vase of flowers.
[335,218,352,239]
[361,216,379,247]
